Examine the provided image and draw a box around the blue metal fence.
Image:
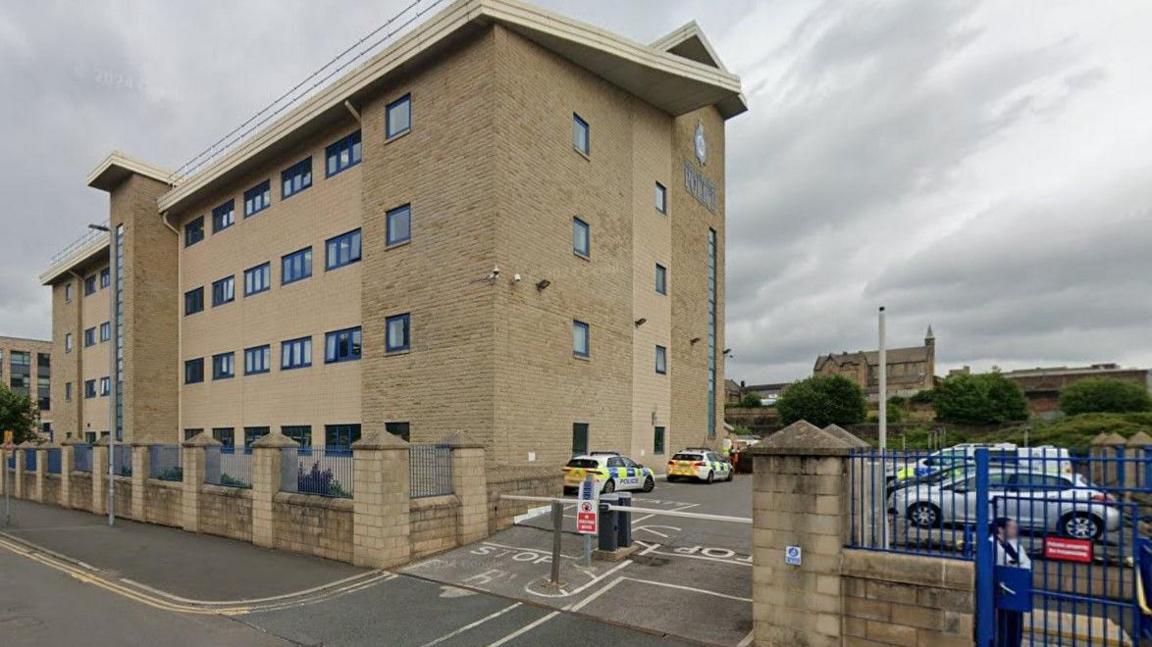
[205,446,251,488]
[410,443,453,498]
[289,447,353,498]
[46,448,62,475]
[6,451,14,470]
[74,445,92,472]
[112,444,133,477]
[149,444,182,482]
[23,449,37,472]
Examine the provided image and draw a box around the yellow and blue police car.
[666,449,733,484]
[563,452,656,495]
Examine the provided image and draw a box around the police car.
[666,449,733,484]
[563,452,656,495]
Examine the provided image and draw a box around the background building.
[1001,363,1152,417]
[40,0,744,481]
[813,326,936,399]
[0,335,53,438]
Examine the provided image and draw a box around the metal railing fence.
[112,444,133,477]
[73,445,92,472]
[205,446,252,488]
[283,447,353,498]
[149,445,182,481]
[46,448,62,475]
[410,443,453,498]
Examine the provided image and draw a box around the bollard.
[550,500,563,585]
[616,492,632,548]
[597,494,618,552]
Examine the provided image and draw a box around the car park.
[893,444,1073,482]
[890,469,1121,540]
[666,449,733,484]
[563,453,655,495]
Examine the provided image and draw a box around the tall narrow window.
[212,352,235,380]
[100,321,111,342]
[84,379,96,399]
[572,320,590,358]
[281,157,313,199]
[653,426,666,455]
[655,345,668,374]
[212,199,235,233]
[100,268,110,288]
[325,327,362,363]
[184,216,205,247]
[385,314,410,353]
[99,376,111,396]
[244,262,271,296]
[244,180,271,217]
[84,275,97,295]
[65,333,73,353]
[572,113,589,155]
[325,229,362,270]
[655,264,668,295]
[655,182,667,214]
[185,287,204,315]
[572,423,589,456]
[386,204,411,246]
[707,228,718,438]
[212,275,235,306]
[325,131,362,177]
[184,358,204,384]
[84,327,96,347]
[386,94,412,139]
[281,247,312,285]
[281,337,312,370]
[573,217,590,257]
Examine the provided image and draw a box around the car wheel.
[1061,512,1103,540]
[705,470,714,484]
[907,502,941,529]
[642,476,655,492]
[602,479,616,494]
[725,468,734,482]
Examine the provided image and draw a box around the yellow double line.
[0,535,394,615]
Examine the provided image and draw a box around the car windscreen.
[566,459,600,468]
[672,453,703,461]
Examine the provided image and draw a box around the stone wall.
[273,493,354,563]
[410,495,460,559]
[43,475,62,506]
[144,480,182,527]
[70,473,92,510]
[199,486,253,542]
[488,467,560,533]
[113,476,132,519]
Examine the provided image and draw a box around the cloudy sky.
[1,0,1150,384]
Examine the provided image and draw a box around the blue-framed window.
[573,113,589,155]
[244,262,271,297]
[212,352,235,380]
[325,327,362,364]
[281,157,312,199]
[243,427,270,448]
[655,345,668,374]
[325,229,362,270]
[282,425,313,447]
[324,424,361,449]
[212,200,235,233]
[281,247,312,285]
[100,321,111,342]
[386,204,411,246]
[84,379,96,399]
[212,275,235,307]
[84,327,96,347]
[244,180,271,217]
[325,130,362,177]
[184,358,204,384]
[573,320,590,358]
[100,268,110,288]
[185,216,205,247]
[98,377,108,396]
[655,182,667,214]
[385,314,410,353]
[573,217,590,257]
[655,263,667,295]
[386,94,412,140]
[84,274,97,295]
[244,345,271,375]
[281,337,312,370]
[212,428,235,447]
[185,287,204,315]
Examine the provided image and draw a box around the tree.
[776,375,867,427]
[740,392,762,408]
[933,372,1027,424]
[1060,378,1152,416]
[0,384,39,444]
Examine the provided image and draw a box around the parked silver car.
[890,470,1122,540]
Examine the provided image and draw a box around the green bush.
[776,375,867,428]
[933,372,1027,424]
[740,392,762,408]
[1059,378,1152,415]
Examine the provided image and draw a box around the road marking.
[737,630,756,647]
[620,576,752,603]
[485,610,561,647]
[634,524,680,538]
[479,541,579,559]
[566,576,625,612]
[420,602,522,647]
[631,502,698,525]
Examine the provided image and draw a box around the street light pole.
[878,306,887,451]
[89,224,116,527]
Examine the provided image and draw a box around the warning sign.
[1043,536,1093,563]
[576,477,599,534]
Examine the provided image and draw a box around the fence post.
[131,442,151,521]
[34,444,48,503]
[92,436,110,514]
[973,448,994,647]
[450,440,488,545]
[352,430,410,569]
[181,433,221,533]
[13,442,28,499]
[60,437,82,508]
[250,432,298,548]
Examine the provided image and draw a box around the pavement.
[0,489,742,646]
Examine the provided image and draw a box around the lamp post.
[88,224,116,527]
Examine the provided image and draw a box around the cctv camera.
[491,265,500,278]
[514,273,522,282]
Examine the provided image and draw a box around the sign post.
[3,430,13,526]
[576,475,599,566]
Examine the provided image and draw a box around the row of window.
[182,422,409,448]
[81,377,111,399]
[571,320,667,374]
[184,94,412,248]
[83,322,112,347]
[183,316,409,384]
[570,423,666,456]
[77,268,111,299]
[572,218,668,294]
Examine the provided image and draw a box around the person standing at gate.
[991,517,1031,647]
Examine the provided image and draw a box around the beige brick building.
[40,0,744,475]
[0,335,53,438]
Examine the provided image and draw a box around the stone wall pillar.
[450,441,488,545]
[750,421,865,647]
[352,431,411,569]
[33,444,48,502]
[250,432,298,548]
[14,443,27,499]
[131,442,152,520]
[181,433,220,532]
[60,437,82,508]
[92,436,110,514]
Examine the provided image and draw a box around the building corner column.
[250,432,298,548]
[449,440,488,545]
[352,430,410,569]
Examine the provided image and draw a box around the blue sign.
[785,545,802,566]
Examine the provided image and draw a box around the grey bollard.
[616,492,632,547]
[597,493,618,552]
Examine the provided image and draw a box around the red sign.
[576,500,598,534]
[1044,536,1093,563]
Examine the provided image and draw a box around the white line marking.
[645,548,752,567]
[485,610,561,647]
[635,540,660,556]
[562,559,632,597]
[514,506,550,524]
[737,630,756,647]
[480,541,579,560]
[621,577,752,602]
[420,602,522,647]
[566,576,625,612]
